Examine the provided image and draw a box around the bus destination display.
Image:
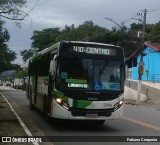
[72,46,116,56]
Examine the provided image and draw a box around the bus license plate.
[86,113,98,117]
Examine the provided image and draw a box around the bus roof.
[68,41,118,47]
[29,41,123,61]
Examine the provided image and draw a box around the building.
[131,42,160,81]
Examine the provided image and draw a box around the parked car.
[0,80,3,86]
[13,78,25,90]
[5,81,11,86]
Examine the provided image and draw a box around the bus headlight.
[56,98,63,104]
[55,98,69,110]
[114,100,123,111]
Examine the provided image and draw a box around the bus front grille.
[70,108,114,117]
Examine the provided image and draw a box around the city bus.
[27,41,125,124]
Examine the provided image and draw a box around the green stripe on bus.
[32,53,41,60]
[66,79,87,83]
[53,91,92,108]
[53,91,68,102]
[73,100,92,108]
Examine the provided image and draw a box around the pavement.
[142,80,160,90]
[0,87,53,145]
[0,91,34,145]
[125,79,160,105]
[124,79,160,111]
[0,80,160,144]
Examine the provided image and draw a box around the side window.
[28,60,39,76]
[28,52,55,77]
[39,53,51,76]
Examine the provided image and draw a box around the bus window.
[57,56,123,91]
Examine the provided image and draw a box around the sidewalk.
[0,93,32,145]
[0,89,54,145]
[126,79,160,90]
[124,80,160,111]
[142,81,160,90]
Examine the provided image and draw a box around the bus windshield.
[57,56,124,91]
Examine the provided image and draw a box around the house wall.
[131,46,160,81]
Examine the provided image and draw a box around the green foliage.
[0,20,10,43]
[130,23,143,31]
[21,21,160,62]
[15,70,27,78]
[21,21,110,61]
[31,28,60,51]
[0,0,27,73]
[20,48,36,62]
[0,20,17,73]
[150,22,160,43]
[0,0,27,20]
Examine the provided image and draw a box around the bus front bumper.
[51,99,123,120]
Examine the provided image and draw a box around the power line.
[122,13,138,24]
[121,4,160,25]
[121,9,145,25]
[147,5,160,12]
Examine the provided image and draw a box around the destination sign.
[72,46,116,55]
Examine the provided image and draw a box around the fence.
[125,80,160,103]
[153,74,160,83]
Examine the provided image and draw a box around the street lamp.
[105,17,123,30]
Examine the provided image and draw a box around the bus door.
[46,54,57,113]
[28,60,38,105]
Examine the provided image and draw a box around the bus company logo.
[2,137,11,142]
[90,103,95,108]
[103,103,112,108]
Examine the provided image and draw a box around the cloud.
[3,0,160,64]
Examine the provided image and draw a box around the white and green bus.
[27,41,125,124]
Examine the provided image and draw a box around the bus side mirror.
[49,60,54,76]
[49,55,57,78]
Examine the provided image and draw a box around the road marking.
[124,116,160,131]
[137,105,160,112]
[1,93,39,145]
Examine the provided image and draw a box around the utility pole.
[136,9,147,103]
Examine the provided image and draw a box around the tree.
[0,0,27,21]
[0,20,10,43]
[150,22,160,43]
[21,21,109,61]
[0,0,28,72]
[20,21,160,62]
[0,20,18,72]
[20,27,61,62]
[20,48,36,62]
[15,70,27,78]
[31,28,60,51]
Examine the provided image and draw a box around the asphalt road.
[1,87,160,145]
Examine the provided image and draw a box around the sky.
[4,0,160,65]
